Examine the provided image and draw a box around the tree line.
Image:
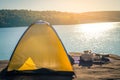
[0,10,120,27]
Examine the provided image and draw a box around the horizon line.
[0,9,120,13]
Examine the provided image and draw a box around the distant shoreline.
[0,21,120,28]
[0,10,120,27]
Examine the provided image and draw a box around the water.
[0,22,120,60]
[53,22,120,55]
[0,27,28,60]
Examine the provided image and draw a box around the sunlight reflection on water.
[53,22,120,55]
[0,22,120,60]
[74,23,115,40]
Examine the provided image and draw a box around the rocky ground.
[0,54,120,80]
[72,53,120,80]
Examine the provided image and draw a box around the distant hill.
[0,10,120,27]
[77,11,120,23]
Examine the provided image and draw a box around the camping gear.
[79,50,93,68]
[0,20,75,80]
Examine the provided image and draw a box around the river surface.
[0,22,120,60]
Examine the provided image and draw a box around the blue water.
[0,27,28,60]
[0,22,120,60]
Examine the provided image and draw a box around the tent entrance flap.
[18,57,37,70]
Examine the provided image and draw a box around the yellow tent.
[1,20,74,80]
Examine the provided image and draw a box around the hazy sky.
[0,0,120,13]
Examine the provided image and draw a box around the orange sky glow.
[0,0,120,13]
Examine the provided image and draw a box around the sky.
[0,0,120,13]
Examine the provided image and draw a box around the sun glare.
[79,23,114,33]
[75,22,115,39]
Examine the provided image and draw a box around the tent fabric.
[18,57,37,70]
[7,20,74,74]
